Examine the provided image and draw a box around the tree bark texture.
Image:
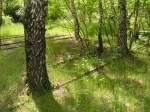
[24,0,51,91]
[70,0,81,40]
[97,0,104,55]
[118,0,128,54]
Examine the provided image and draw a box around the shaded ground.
[0,37,149,112]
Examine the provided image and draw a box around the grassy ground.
[0,22,150,112]
[0,37,149,112]
[0,23,24,37]
[0,22,71,38]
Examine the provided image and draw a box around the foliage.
[0,0,150,111]
[3,0,24,22]
[47,0,64,21]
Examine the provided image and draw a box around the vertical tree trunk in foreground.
[118,0,129,54]
[24,0,51,92]
[97,0,104,55]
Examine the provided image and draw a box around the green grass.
[0,21,150,112]
[0,48,25,112]
[0,22,72,38]
[0,38,149,112]
[0,23,24,38]
[45,40,150,112]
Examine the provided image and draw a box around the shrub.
[4,0,24,23]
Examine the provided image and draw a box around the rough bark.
[97,0,104,55]
[24,0,51,92]
[118,0,129,54]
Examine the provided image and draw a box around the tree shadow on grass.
[63,94,113,112]
[32,91,64,112]
[100,67,149,111]
[102,54,148,76]
[0,48,25,112]
[143,95,150,112]
[62,83,113,112]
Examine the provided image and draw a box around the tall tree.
[64,0,81,40]
[129,0,140,50]
[24,0,51,92]
[97,0,104,55]
[0,0,2,25]
[0,0,3,49]
[118,0,129,54]
[65,0,86,53]
[69,0,82,41]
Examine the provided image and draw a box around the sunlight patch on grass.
[0,38,149,112]
[0,23,24,37]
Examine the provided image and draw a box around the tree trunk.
[0,0,2,25]
[118,0,129,54]
[70,0,81,40]
[69,0,87,54]
[24,0,51,92]
[129,0,140,50]
[97,0,104,55]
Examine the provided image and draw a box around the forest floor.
[0,34,150,112]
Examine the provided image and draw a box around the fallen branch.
[0,35,24,40]
[0,35,72,50]
[0,34,66,41]
[53,65,104,90]
[1,45,24,50]
[0,35,71,47]
[0,41,24,47]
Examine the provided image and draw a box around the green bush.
[4,0,24,23]
[47,0,64,21]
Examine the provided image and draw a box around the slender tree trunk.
[24,0,51,92]
[97,0,104,55]
[70,0,81,40]
[0,0,2,49]
[69,0,87,53]
[0,0,2,25]
[118,0,129,54]
[129,0,140,50]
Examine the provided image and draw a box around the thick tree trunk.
[118,0,129,54]
[24,0,51,92]
[97,0,104,55]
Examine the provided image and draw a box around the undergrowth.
[0,38,149,112]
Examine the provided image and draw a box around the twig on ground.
[53,65,104,90]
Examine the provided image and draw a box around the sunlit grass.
[0,23,24,37]
[0,23,71,39]
[0,35,149,112]
[45,39,150,112]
